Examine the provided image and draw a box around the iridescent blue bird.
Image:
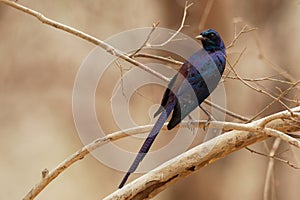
[119,29,226,188]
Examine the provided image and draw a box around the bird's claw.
[203,115,213,131]
[199,105,216,131]
[187,115,196,134]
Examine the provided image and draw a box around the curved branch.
[104,106,300,200]
[21,120,248,200]
[263,138,281,200]
[23,106,300,200]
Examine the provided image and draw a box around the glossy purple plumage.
[119,29,226,188]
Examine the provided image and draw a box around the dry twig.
[248,81,300,122]
[226,59,294,118]
[151,1,193,47]
[129,22,159,57]
[226,25,257,49]
[133,53,183,66]
[245,146,300,170]
[264,138,281,200]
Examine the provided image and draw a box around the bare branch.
[104,107,300,200]
[227,76,300,104]
[264,138,281,200]
[132,53,183,65]
[129,22,159,57]
[254,35,297,83]
[226,25,257,49]
[246,146,300,169]
[204,99,250,122]
[23,106,300,200]
[226,76,296,85]
[248,81,300,122]
[260,112,300,129]
[0,0,170,83]
[111,60,132,101]
[222,47,247,82]
[226,59,294,117]
[264,128,300,149]
[151,1,193,47]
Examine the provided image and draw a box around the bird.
[118,29,226,188]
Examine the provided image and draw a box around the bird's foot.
[203,115,213,131]
[203,116,213,131]
[187,114,196,134]
[199,105,216,131]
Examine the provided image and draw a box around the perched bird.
[119,29,226,188]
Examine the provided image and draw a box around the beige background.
[1,0,300,199]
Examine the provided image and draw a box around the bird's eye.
[210,33,216,38]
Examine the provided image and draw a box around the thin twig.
[129,22,159,57]
[226,76,295,85]
[264,138,281,200]
[226,75,299,104]
[226,25,257,49]
[226,59,293,117]
[248,81,300,122]
[204,99,250,122]
[151,1,193,47]
[242,79,299,105]
[245,145,300,170]
[254,34,297,83]
[222,47,247,82]
[132,53,183,65]
[230,75,299,104]
[113,60,127,98]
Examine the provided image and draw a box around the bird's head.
[195,29,225,52]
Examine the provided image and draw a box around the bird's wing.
[153,73,178,117]
[168,51,221,129]
[153,60,191,118]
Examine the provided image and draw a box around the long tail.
[118,104,174,188]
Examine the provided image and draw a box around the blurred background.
[1,0,300,199]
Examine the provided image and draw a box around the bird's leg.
[187,114,196,134]
[199,105,216,130]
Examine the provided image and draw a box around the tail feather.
[118,104,174,188]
